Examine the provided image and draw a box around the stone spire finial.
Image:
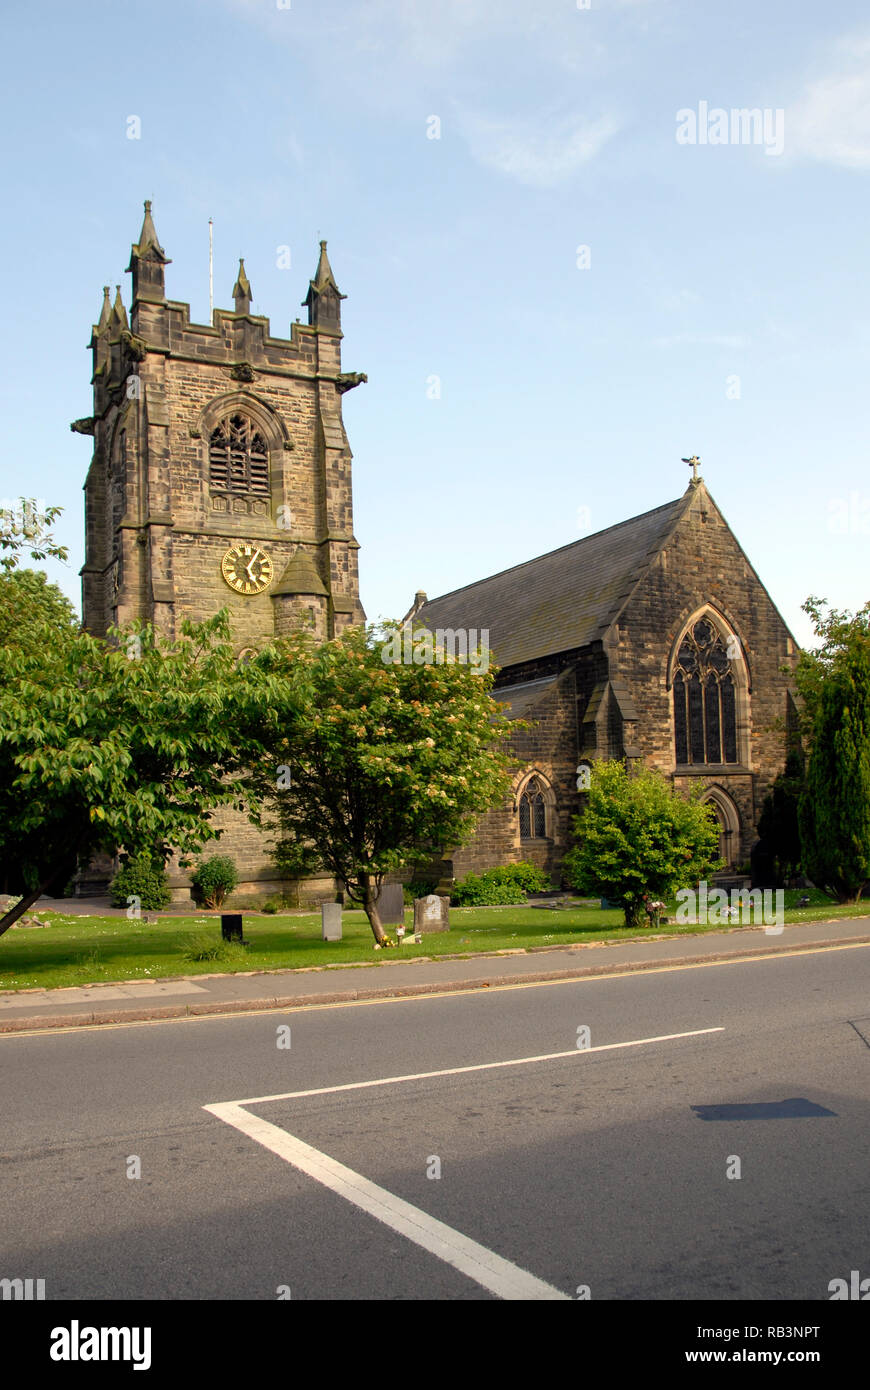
[313,240,339,292]
[134,199,166,259]
[97,285,112,333]
[126,199,171,305]
[303,239,346,331]
[233,257,252,314]
[111,285,128,331]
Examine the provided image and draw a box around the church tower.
[77,201,367,650]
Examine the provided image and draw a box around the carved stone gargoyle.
[121,330,148,363]
[336,372,368,394]
[70,417,95,435]
[230,362,256,383]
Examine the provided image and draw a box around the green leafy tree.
[796,598,870,902]
[757,750,805,885]
[260,622,517,943]
[0,569,78,648]
[0,611,299,936]
[563,759,722,927]
[0,498,68,572]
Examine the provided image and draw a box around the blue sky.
[2,0,869,648]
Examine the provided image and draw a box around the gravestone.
[221,913,244,943]
[321,902,342,941]
[376,883,405,926]
[413,894,449,934]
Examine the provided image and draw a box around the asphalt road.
[1,941,869,1300]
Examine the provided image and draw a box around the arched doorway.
[701,787,741,868]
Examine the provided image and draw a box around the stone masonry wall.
[611,484,800,862]
[450,667,582,885]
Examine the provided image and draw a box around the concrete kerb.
[2,928,868,1034]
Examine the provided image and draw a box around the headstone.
[321,902,342,941]
[221,913,244,943]
[413,894,449,934]
[376,883,405,926]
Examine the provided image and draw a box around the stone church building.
[413,480,801,886]
[75,203,799,899]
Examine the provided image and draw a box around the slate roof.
[491,676,558,716]
[416,493,689,671]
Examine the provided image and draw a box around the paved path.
[2,915,869,1032]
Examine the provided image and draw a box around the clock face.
[221,543,273,595]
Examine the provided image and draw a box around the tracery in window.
[673,618,738,765]
[519,776,547,839]
[209,414,269,496]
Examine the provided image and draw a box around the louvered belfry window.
[673,618,738,765]
[519,777,547,839]
[209,414,269,496]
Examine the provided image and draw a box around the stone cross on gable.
[682,454,702,483]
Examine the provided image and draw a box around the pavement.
[2,910,869,1034]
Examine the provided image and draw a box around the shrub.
[451,872,525,906]
[563,759,721,928]
[191,855,239,909]
[109,852,171,910]
[460,877,525,905]
[481,862,551,893]
[450,861,551,906]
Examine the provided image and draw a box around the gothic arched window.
[673,618,738,765]
[209,414,269,496]
[519,777,547,839]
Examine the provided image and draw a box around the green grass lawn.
[0,888,865,993]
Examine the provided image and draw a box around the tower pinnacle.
[233,258,252,315]
[111,285,128,332]
[303,239,345,333]
[126,199,171,305]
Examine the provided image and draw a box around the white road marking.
[205,1100,569,1301]
[204,1024,723,1299]
[223,1026,725,1106]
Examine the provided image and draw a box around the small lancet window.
[519,777,547,839]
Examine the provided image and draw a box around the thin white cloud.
[653,286,703,314]
[653,332,749,349]
[224,0,609,94]
[455,107,621,187]
[789,34,870,170]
